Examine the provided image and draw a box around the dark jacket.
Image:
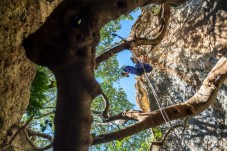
[123,62,152,76]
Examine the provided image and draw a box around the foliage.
[97,14,133,55]
[25,65,56,137]
[91,11,155,151]
[94,13,135,115]
[150,5,161,15]
[27,66,56,116]
[152,127,163,141]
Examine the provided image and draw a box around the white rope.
[142,64,171,125]
[141,63,185,151]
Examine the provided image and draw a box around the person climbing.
[121,57,153,77]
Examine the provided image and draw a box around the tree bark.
[0,0,60,150]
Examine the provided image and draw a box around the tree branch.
[91,110,103,115]
[103,110,147,123]
[92,53,227,145]
[150,124,183,150]
[27,129,54,142]
[95,40,131,68]
[182,117,189,133]
[0,115,34,151]
[24,129,37,149]
[34,112,55,120]
[100,91,110,119]
[24,128,53,151]
[95,3,171,68]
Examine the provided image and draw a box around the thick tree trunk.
[52,62,100,150]
[0,0,37,149]
[0,0,60,150]
[22,0,188,150]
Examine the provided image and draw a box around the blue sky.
[115,9,141,109]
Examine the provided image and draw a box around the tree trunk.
[22,1,188,150]
[0,0,60,150]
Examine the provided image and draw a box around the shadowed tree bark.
[0,0,61,150]
[22,0,189,150]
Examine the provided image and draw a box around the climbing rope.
[141,63,185,150]
[142,64,171,125]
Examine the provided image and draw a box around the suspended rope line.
[141,63,185,151]
[142,64,171,125]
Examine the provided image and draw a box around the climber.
[121,60,153,77]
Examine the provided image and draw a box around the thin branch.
[95,40,131,68]
[34,112,55,120]
[111,33,126,41]
[0,115,34,151]
[95,4,170,68]
[27,129,54,142]
[91,110,102,115]
[150,124,183,151]
[24,129,38,148]
[100,91,110,119]
[182,117,189,133]
[10,115,34,144]
[24,128,53,151]
[42,106,56,109]
[103,110,146,123]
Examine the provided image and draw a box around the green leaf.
[48,122,52,128]
[45,119,49,124]
[27,66,56,116]
[41,126,46,132]
[53,81,57,87]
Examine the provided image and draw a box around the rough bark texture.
[131,0,227,150]
[0,0,60,150]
